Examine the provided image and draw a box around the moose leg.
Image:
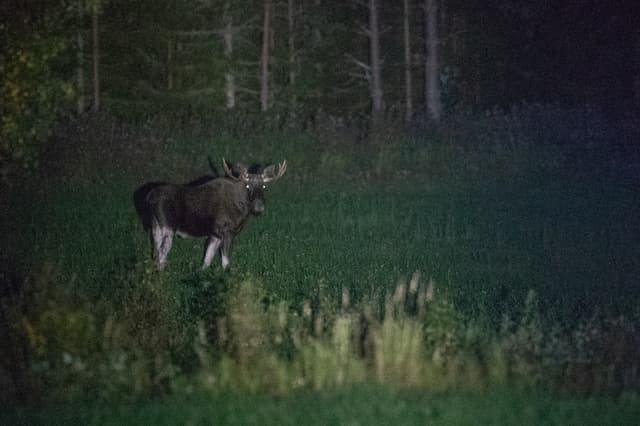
[159,230,174,269]
[149,231,158,260]
[202,236,222,270]
[151,221,163,260]
[220,234,234,270]
[152,221,174,270]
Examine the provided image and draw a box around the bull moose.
[134,159,287,270]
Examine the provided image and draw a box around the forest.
[1,0,640,424]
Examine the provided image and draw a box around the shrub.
[0,18,73,181]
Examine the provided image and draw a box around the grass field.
[9,157,639,320]
[1,111,639,422]
[4,386,640,426]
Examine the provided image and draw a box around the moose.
[134,159,287,271]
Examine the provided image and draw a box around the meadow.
[1,106,639,423]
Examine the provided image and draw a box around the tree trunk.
[313,0,322,46]
[224,3,235,109]
[167,37,174,90]
[76,0,85,114]
[288,0,296,87]
[260,0,272,112]
[91,0,100,112]
[175,41,183,90]
[635,35,640,109]
[288,0,297,116]
[403,0,413,123]
[424,0,441,122]
[369,0,383,126]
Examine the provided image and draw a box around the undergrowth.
[3,267,639,402]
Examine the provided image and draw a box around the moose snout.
[252,199,265,214]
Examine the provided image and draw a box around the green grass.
[4,386,640,426]
[8,170,638,322]
[1,116,640,418]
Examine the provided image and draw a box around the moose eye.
[245,184,250,189]
[262,185,266,189]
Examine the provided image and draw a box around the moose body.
[135,160,286,270]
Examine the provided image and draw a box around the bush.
[0,13,73,181]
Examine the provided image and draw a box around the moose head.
[137,159,287,271]
[222,159,287,216]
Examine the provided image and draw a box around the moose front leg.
[220,234,234,270]
[202,236,222,270]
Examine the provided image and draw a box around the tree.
[260,0,272,112]
[0,0,74,178]
[403,0,413,123]
[424,0,441,122]
[287,0,298,113]
[223,1,235,109]
[77,0,86,114]
[368,0,383,126]
[91,0,101,112]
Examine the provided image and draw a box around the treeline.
[69,0,640,117]
[6,0,638,118]
[1,0,637,175]
[81,0,448,121]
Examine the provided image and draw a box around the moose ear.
[261,164,276,178]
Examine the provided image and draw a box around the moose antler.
[262,160,287,183]
[222,158,241,181]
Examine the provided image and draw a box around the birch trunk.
[223,3,235,109]
[635,36,640,109]
[175,42,183,90]
[424,0,441,122]
[288,0,296,87]
[369,0,383,125]
[76,0,85,114]
[313,0,321,45]
[91,0,100,112]
[288,0,297,116]
[403,0,413,123]
[167,37,174,90]
[260,0,272,112]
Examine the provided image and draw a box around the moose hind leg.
[151,222,163,260]
[202,236,222,270]
[152,222,174,270]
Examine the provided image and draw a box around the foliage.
[0,10,74,180]
[3,266,640,402]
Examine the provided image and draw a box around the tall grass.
[4,269,639,402]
